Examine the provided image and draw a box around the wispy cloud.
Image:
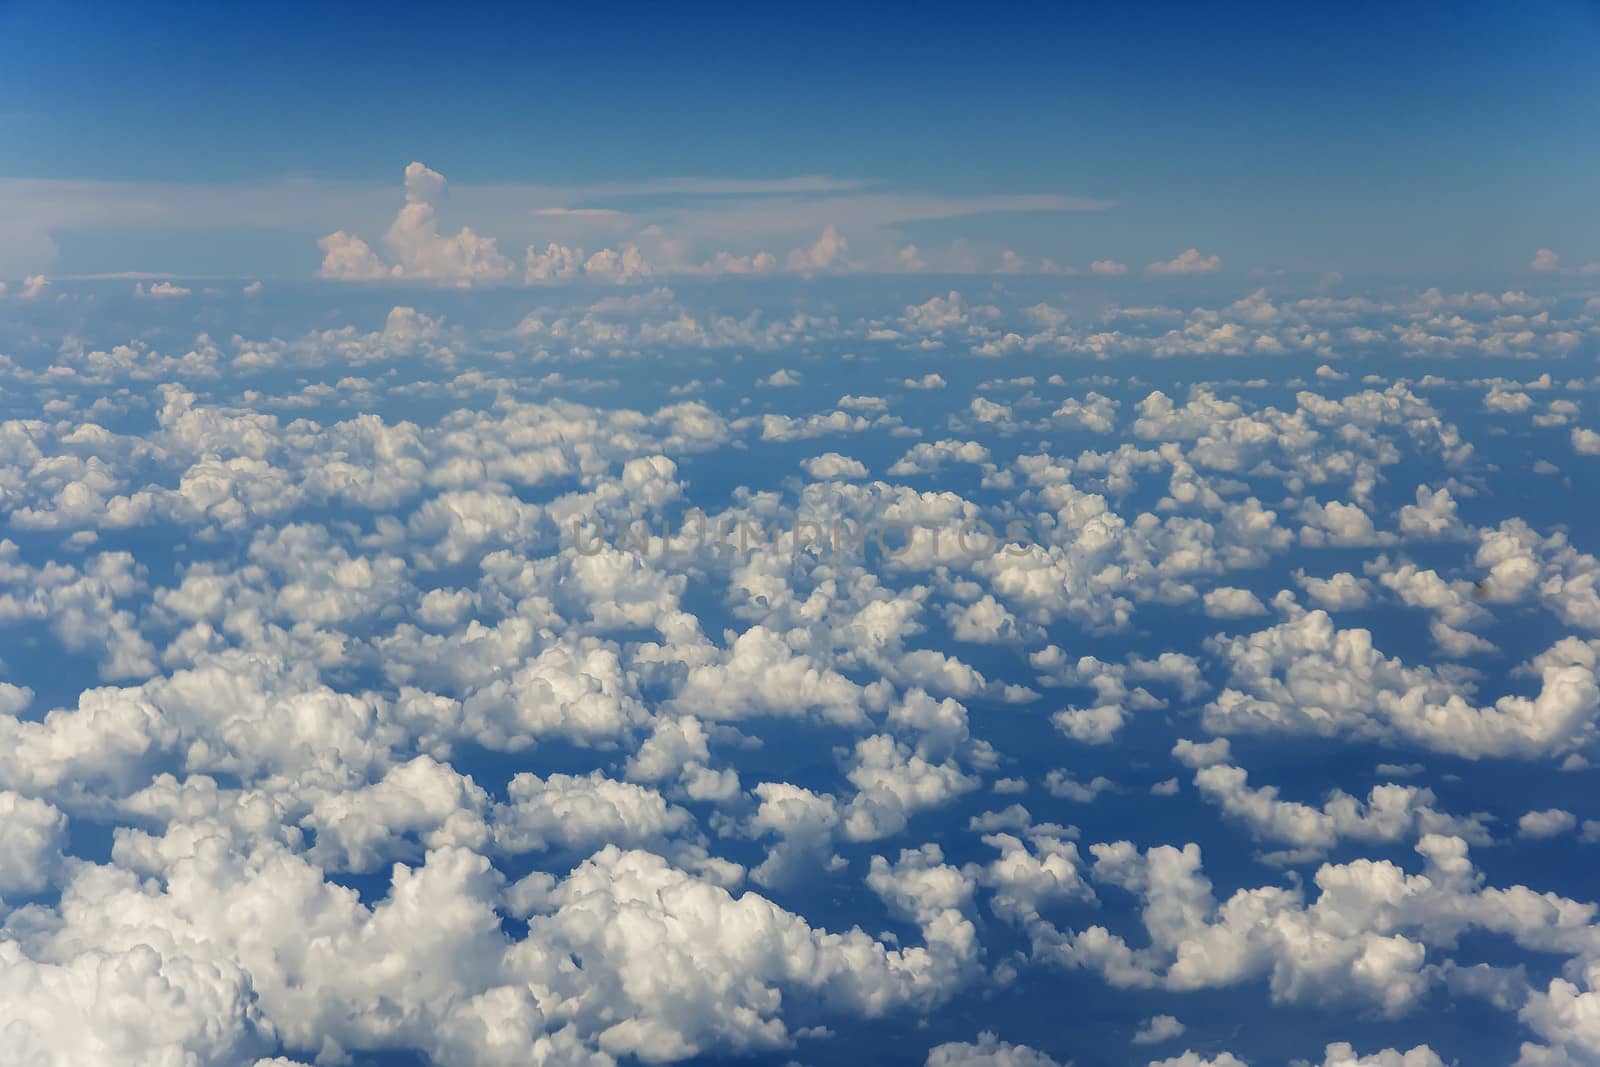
[0,168,1114,278]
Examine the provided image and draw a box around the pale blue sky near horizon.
[1,0,1597,278]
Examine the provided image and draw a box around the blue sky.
[2,0,1598,278]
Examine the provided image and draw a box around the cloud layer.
[0,274,1597,1064]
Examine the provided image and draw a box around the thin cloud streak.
[0,172,1113,277]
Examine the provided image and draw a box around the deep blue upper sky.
[1,0,1597,275]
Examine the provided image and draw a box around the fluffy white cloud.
[318,163,669,287]
[802,452,869,479]
[1132,1014,1187,1045]
[1193,762,1489,861]
[1294,570,1372,611]
[0,791,68,897]
[1475,520,1600,630]
[1147,249,1222,276]
[1047,834,1600,1023]
[4,275,1600,1064]
[889,439,991,476]
[1397,486,1466,541]
[1035,647,1204,745]
[1203,606,1600,757]
[787,225,849,273]
[1517,809,1577,840]
[493,771,694,855]
[1203,586,1267,618]
[926,1032,1066,1066]
[843,734,979,841]
[1313,1045,1444,1067]
[1147,1053,1246,1067]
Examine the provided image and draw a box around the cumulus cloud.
[2,274,1599,1064]
[1202,586,1268,618]
[319,162,663,287]
[1203,606,1600,757]
[135,280,193,298]
[1147,249,1222,276]
[926,1032,1066,1066]
[1517,809,1577,839]
[1192,762,1490,861]
[802,452,869,479]
[1314,1044,1444,1067]
[786,225,850,273]
[1132,1015,1187,1045]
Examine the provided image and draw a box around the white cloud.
[786,225,849,273]
[0,791,68,896]
[1054,833,1599,1022]
[1397,486,1466,541]
[320,163,667,287]
[889,439,991,476]
[1193,762,1489,861]
[1147,249,1222,276]
[1314,1044,1444,1067]
[316,229,392,280]
[927,1032,1066,1066]
[1203,606,1600,757]
[802,452,869,480]
[1202,586,1268,618]
[1294,570,1371,611]
[134,280,192,298]
[1517,808,1577,840]
[1132,1015,1187,1045]
[843,734,979,841]
[4,276,1600,1064]
[493,770,696,856]
[1044,771,1116,802]
[758,368,801,387]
